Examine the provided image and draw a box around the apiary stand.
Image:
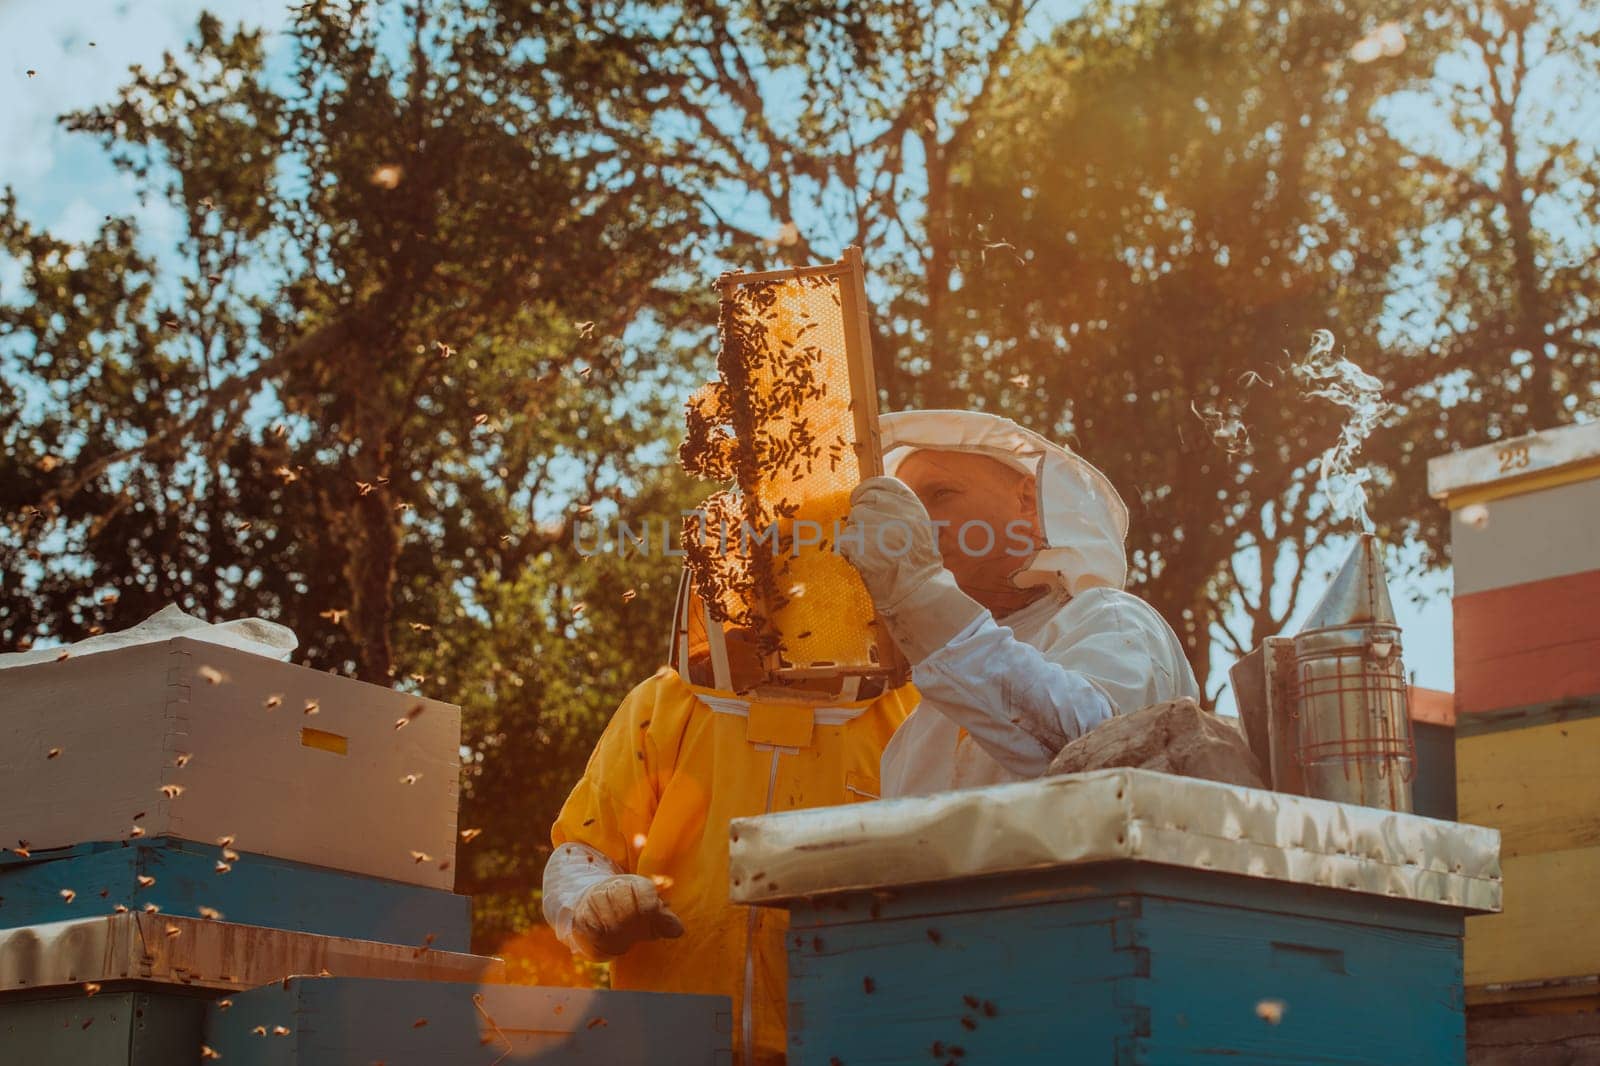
[731,768,1501,1065]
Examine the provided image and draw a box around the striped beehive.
[1429,421,1600,1015]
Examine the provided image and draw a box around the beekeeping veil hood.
[879,409,1129,595]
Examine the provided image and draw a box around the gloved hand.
[839,477,944,611]
[841,477,986,664]
[571,874,685,958]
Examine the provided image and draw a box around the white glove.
[841,477,985,663]
[571,874,685,958]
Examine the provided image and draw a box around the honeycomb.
[679,257,896,688]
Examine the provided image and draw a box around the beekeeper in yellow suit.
[543,572,915,1065]
[845,409,1200,796]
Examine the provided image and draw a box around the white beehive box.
[1,637,461,889]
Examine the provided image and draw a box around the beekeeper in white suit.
[842,409,1199,796]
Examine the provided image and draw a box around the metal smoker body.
[1230,533,1416,812]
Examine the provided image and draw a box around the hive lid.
[728,768,1501,912]
[1428,420,1600,507]
[0,911,503,992]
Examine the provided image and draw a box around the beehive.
[1429,421,1600,718]
[679,247,904,691]
[202,978,731,1064]
[0,913,503,1066]
[1,637,462,890]
[731,769,1501,1065]
[1429,421,1600,1008]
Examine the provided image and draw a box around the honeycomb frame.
[679,246,907,692]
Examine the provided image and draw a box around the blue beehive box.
[203,977,732,1064]
[0,909,504,1065]
[0,838,469,951]
[731,768,1502,1066]
[0,988,211,1066]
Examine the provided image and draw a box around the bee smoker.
[1230,533,1416,812]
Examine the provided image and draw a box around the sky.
[0,0,1459,701]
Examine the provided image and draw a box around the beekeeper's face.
[896,449,1042,609]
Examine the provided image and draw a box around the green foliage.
[499,0,1041,398]
[1366,0,1600,562]
[937,0,1447,694]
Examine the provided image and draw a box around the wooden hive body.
[780,866,1468,1065]
[1,637,461,890]
[202,978,731,1064]
[0,838,469,950]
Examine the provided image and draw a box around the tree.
[1,0,705,948]
[935,0,1446,696]
[497,0,1048,403]
[1370,0,1600,562]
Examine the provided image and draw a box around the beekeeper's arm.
[543,676,687,960]
[842,477,1114,778]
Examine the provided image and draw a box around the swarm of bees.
[678,272,862,666]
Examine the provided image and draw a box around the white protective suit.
[862,410,1201,797]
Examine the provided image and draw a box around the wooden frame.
[713,246,908,693]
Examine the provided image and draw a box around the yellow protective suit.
[550,613,914,1063]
